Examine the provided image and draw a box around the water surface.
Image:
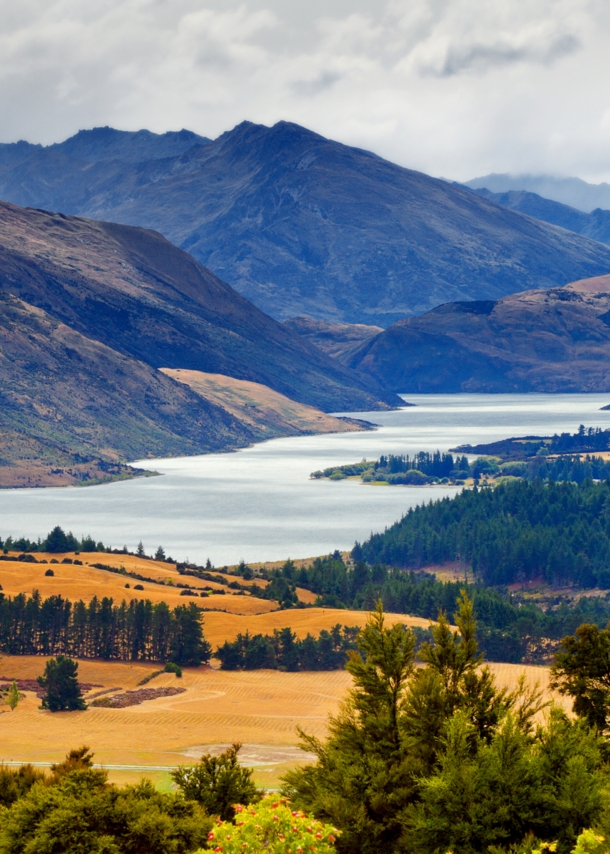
[1,394,608,565]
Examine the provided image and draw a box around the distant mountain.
[0,291,255,487]
[283,317,384,362]
[464,174,610,214]
[2,123,610,325]
[469,188,610,246]
[345,274,610,393]
[0,202,398,486]
[0,201,394,414]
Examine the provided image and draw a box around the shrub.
[44,569,54,577]
[134,584,144,591]
[164,662,182,677]
[200,796,338,854]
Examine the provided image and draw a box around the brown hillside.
[0,201,397,413]
[348,275,610,392]
[161,369,369,439]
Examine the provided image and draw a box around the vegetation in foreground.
[3,597,610,854]
[283,595,610,854]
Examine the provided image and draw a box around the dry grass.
[203,608,435,649]
[161,369,365,438]
[0,552,278,616]
[0,655,571,788]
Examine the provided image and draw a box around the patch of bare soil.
[91,686,186,708]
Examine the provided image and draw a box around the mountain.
[0,291,255,487]
[469,188,610,246]
[0,201,394,413]
[464,174,610,214]
[0,202,398,486]
[282,317,384,362]
[344,274,610,393]
[2,123,610,325]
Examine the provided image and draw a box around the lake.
[1,393,609,565]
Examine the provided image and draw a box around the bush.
[200,796,339,854]
[44,569,54,577]
[164,662,182,677]
[172,743,260,821]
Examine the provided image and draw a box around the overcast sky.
[1,0,610,182]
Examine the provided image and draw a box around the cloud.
[292,72,342,97]
[0,0,608,182]
[431,32,580,77]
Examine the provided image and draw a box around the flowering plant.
[201,795,339,854]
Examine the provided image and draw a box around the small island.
[311,425,610,486]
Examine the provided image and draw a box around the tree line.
[0,592,210,666]
[215,625,362,671]
[263,551,610,663]
[357,477,610,588]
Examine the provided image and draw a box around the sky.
[1,0,610,182]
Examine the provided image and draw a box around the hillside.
[282,317,384,362]
[0,201,395,413]
[346,274,610,393]
[470,187,610,246]
[2,124,610,324]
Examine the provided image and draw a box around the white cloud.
[0,0,609,181]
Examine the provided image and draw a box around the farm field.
[0,653,570,789]
[0,552,283,614]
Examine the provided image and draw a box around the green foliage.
[172,744,260,821]
[164,662,183,677]
[283,596,607,854]
[0,592,211,665]
[359,479,610,589]
[0,760,211,854]
[43,526,79,554]
[37,655,86,712]
[216,625,360,671]
[200,796,339,854]
[7,681,18,711]
[155,546,166,561]
[551,623,610,735]
[0,765,47,808]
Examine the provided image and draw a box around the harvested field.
[0,654,570,789]
[203,608,435,649]
[0,552,278,615]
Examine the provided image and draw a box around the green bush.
[164,662,183,677]
[200,796,338,854]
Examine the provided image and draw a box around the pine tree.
[137,541,145,557]
[37,656,86,711]
[7,681,18,711]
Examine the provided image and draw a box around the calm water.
[1,394,609,565]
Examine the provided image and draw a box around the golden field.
[0,653,570,788]
[0,551,574,788]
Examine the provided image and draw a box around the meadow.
[0,549,573,790]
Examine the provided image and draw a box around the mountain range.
[468,188,610,246]
[338,274,610,393]
[2,123,610,325]
[0,201,395,487]
[464,174,610,213]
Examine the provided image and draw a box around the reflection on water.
[1,394,609,565]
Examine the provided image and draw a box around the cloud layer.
[1,0,609,181]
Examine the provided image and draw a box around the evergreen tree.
[155,546,165,561]
[172,743,260,821]
[136,541,145,556]
[44,527,78,554]
[7,681,18,712]
[37,656,86,712]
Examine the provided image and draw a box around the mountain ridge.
[2,122,610,324]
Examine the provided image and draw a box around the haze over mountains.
[468,188,610,247]
[0,201,395,486]
[464,174,610,214]
[2,123,610,325]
